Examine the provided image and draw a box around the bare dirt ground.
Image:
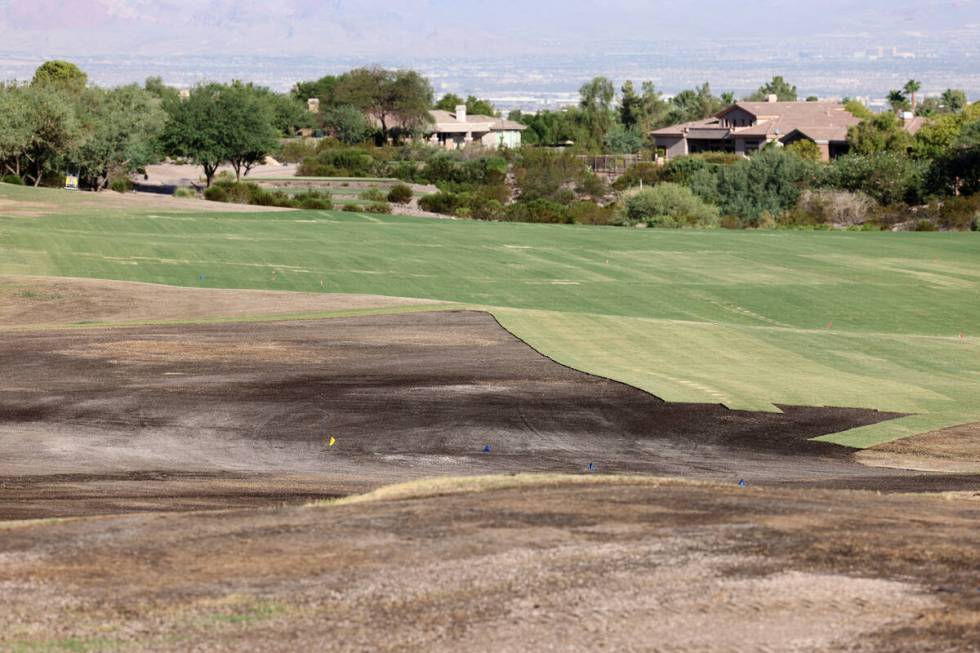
[0,189,290,218]
[0,275,442,328]
[1,285,978,651]
[857,422,980,474]
[1,310,976,521]
[1,477,977,652]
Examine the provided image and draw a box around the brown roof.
[653,101,861,144]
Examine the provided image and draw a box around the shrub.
[360,187,387,202]
[110,178,133,193]
[715,149,819,221]
[297,146,379,177]
[503,199,571,224]
[914,219,939,232]
[1,174,24,185]
[824,153,927,205]
[419,192,465,215]
[613,162,661,190]
[342,203,360,212]
[363,202,392,214]
[931,195,980,231]
[298,195,333,210]
[785,139,823,162]
[203,185,229,202]
[469,197,504,221]
[624,183,720,228]
[782,189,875,228]
[387,183,413,204]
[576,172,609,199]
[568,201,616,225]
[174,188,197,199]
[278,139,318,163]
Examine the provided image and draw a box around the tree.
[32,60,87,92]
[843,100,874,120]
[620,81,668,131]
[806,96,820,102]
[604,124,647,154]
[578,76,616,150]
[161,82,279,186]
[911,114,966,159]
[143,77,181,111]
[334,68,434,142]
[434,93,464,111]
[513,148,586,201]
[72,85,167,190]
[666,83,726,124]
[714,149,819,222]
[0,85,33,178]
[940,89,967,114]
[291,75,340,105]
[785,139,822,162]
[887,89,911,114]
[747,76,798,102]
[322,105,373,144]
[826,153,927,205]
[903,80,922,113]
[847,112,912,155]
[464,96,496,117]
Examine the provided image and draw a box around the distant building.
[651,96,863,162]
[426,105,526,150]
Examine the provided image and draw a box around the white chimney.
[308,98,320,114]
[456,104,467,122]
[767,94,778,103]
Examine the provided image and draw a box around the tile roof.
[428,110,526,133]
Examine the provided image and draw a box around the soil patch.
[0,479,976,652]
[0,276,443,328]
[1,310,975,520]
[857,422,980,474]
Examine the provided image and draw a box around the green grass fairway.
[2,183,978,447]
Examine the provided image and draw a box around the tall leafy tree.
[31,60,88,92]
[746,76,798,102]
[335,68,433,142]
[940,89,968,114]
[667,83,726,124]
[161,82,279,186]
[434,93,464,111]
[578,76,616,150]
[72,85,168,189]
[847,112,912,155]
[0,84,33,178]
[19,85,85,186]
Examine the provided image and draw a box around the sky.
[1,0,978,58]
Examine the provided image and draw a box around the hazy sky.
[1,0,978,58]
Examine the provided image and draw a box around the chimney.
[178,89,190,102]
[456,104,467,122]
[308,98,320,114]
[767,94,778,103]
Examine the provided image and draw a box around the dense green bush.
[568,200,616,225]
[503,198,572,224]
[298,146,379,177]
[110,178,133,193]
[419,192,465,215]
[1,174,24,185]
[823,153,927,206]
[278,139,318,163]
[173,187,197,199]
[362,202,392,214]
[387,183,413,204]
[203,185,229,202]
[359,187,387,202]
[714,149,819,223]
[624,183,720,228]
[781,189,875,228]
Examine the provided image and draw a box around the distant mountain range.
[1,0,978,57]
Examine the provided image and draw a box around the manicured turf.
[2,183,978,447]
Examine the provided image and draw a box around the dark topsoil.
[1,311,976,520]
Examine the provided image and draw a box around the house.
[652,96,862,162]
[426,105,526,150]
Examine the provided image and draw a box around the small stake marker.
[483,444,492,453]
[325,436,336,447]
[738,479,747,488]
[826,321,833,329]
[587,462,597,473]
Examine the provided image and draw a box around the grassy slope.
[2,183,978,447]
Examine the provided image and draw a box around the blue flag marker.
[587,463,597,473]
[483,444,492,453]
[198,273,206,282]
[738,479,746,488]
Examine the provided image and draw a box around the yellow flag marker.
[328,436,336,447]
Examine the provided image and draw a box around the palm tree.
[887,89,909,114]
[903,80,922,113]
